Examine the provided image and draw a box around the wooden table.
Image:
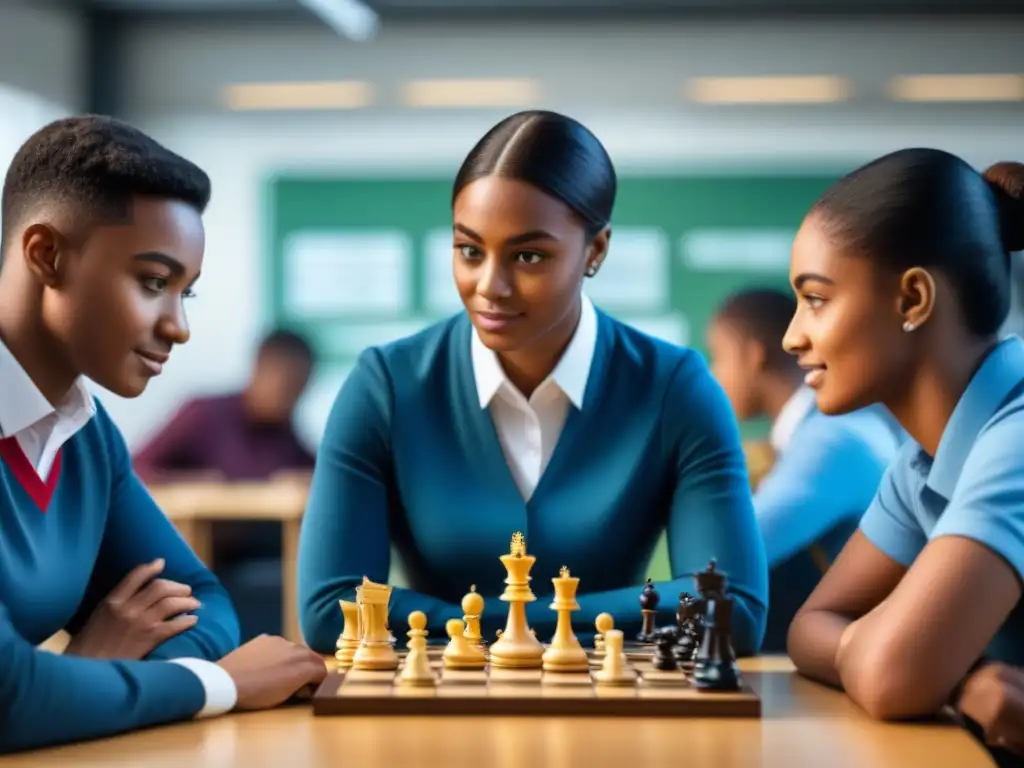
[150,479,308,643]
[7,657,995,767]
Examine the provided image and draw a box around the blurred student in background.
[134,328,317,640]
[707,287,904,652]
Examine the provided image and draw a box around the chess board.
[312,646,761,718]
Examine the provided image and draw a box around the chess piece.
[352,576,399,670]
[462,585,484,646]
[488,532,544,669]
[594,612,613,656]
[674,592,700,665]
[651,625,680,671]
[592,629,636,685]
[443,618,487,669]
[334,599,360,668]
[542,566,589,672]
[690,560,741,691]
[398,610,436,686]
[637,579,659,643]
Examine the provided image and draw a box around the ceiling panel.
[81,0,1024,13]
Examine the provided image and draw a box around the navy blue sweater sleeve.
[516,351,769,654]
[298,350,460,652]
[67,404,240,660]
[0,598,207,753]
[583,352,766,655]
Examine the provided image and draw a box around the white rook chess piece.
[352,577,399,670]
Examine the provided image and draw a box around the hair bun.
[984,161,1024,252]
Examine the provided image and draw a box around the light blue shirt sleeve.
[755,416,891,568]
[858,443,928,567]
[930,413,1024,581]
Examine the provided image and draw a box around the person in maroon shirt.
[133,328,317,640]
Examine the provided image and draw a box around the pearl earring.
[902,321,916,332]
[585,264,598,277]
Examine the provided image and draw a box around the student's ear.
[897,267,936,332]
[584,227,611,277]
[20,223,65,288]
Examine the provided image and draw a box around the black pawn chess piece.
[637,578,660,643]
[651,625,680,671]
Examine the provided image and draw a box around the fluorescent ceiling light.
[223,81,375,111]
[888,74,1024,102]
[687,76,851,104]
[402,79,540,108]
[299,0,379,42]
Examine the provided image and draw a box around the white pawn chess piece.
[593,612,614,656]
[592,629,636,685]
[398,610,436,686]
[443,618,487,669]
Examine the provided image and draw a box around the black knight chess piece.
[637,578,659,643]
[651,625,681,670]
[690,560,741,692]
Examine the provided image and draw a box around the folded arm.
[298,350,460,653]
[0,601,211,754]
[67,405,240,661]
[792,425,1024,719]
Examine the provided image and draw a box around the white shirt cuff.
[169,658,238,718]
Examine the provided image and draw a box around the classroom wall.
[89,15,1024,446]
[0,2,86,111]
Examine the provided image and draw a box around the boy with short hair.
[0,115,324,754]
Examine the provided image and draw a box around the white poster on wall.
[681,229,795,271]
[622,313,690,347]
[585,227,671,310]
[424,226,462,314]
[284,229,412,316]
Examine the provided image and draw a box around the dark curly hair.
[1,115,211,263]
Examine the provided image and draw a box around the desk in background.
[150,478,309,644]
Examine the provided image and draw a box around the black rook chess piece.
[690,560,741,692]
[637,578,659,643]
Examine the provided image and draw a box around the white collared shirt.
[770,385,817,453]
[0,337,237,720]
[471,294,598,500]
[0,338,95,478]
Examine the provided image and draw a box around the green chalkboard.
[266,173,838,370]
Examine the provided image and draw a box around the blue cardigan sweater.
[298,310,769,655]
[0,401,239,753]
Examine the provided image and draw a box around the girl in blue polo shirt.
[782,149,1024,760]
[0,116,324,754]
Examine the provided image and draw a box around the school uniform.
[0,340,240,753]
[297,296,770,655]
[860,335,1024,667]
[755,386,905,651]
